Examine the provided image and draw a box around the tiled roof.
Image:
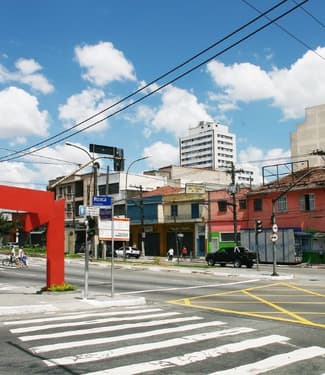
[142,185,183,197]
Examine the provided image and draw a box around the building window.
[218,200,228,212]
[277,196,287,212]
[239,199,247,209]
[254,198,262,211]
[191,203,199,218]
[300,194,315,211]
[171,204,178,217]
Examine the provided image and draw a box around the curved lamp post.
[125,156,149,218]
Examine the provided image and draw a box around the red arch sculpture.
[0,185,65,288]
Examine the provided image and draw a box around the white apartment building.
[291,104,325,169]
[180,121,236,170]
[179,121,256,185]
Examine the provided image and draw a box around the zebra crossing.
[4,305,325,374]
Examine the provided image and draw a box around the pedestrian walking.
[167,248,174,261]
[181,245,188,259]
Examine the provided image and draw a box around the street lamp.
[124,156,149,260]
[125,156,149,218]
[65,142,99,200]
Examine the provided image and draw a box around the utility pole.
[139,185,145,257]
[227,162,243,246]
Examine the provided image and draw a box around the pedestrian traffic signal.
[255,219,263,234]
[113,148,124,171]
[87,217,97,240]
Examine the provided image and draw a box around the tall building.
[179,121,236,170]
[291,104,325,169]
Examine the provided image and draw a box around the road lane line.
[118,279,260,295]
[10,308,165,333]
[209,346,325,374]
[31,320,226,354]
[242,289,312,325]
[4,306,154,325]
[19,315,201,342]
[44,326,255,367]
[84,335,289,375]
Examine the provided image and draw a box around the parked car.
[205,246,256,268]
[115,246,141,259]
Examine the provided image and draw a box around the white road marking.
[31,320,226,354]
[4,305,153,325]
[10,308,165,333]
[84,335,290,375]
[0,304,57,315]
[44,326,256,367]
[209,346,325,374]
[19,315,202,342]
[117,279,260,295]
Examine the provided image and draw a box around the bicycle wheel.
[2,258,10,266]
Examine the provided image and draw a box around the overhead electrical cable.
[242,0,325,60]
[292,0,325,28]
[0,0,291,163]
[0,0,308,163]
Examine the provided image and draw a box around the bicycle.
[2,255,23,267]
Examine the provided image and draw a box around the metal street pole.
[111,199,115,297]
[124,156,149,261]
[84,219,89,299]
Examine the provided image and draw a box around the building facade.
[179,121,236,170]
[291,104,325,169]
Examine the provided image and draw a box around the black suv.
[205,246,256,268]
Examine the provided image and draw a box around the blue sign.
[92,195,112,206]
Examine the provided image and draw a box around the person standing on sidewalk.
[181,245,188,259]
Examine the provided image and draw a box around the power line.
[292,0,325,28]
[242,0,325,61]
[0,0,308,164]
[0,0,292,163]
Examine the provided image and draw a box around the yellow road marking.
[167,281,325,328]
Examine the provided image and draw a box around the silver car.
[115,246,141,259]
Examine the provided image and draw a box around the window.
[254,198,262,211]
[191,203,199,218]
[300,194,315,211]
[239,199,247,209]
[218,200,228,212]
[171,204,178,217]
[277,196,287,212]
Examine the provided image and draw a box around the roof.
[251,166,325,194]
[142,185,183,197]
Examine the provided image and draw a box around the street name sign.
[92,195,112,206]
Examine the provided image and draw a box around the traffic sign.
[92,195,112,206]
[270,233,278,242]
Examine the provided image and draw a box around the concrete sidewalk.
[0,257,298,320]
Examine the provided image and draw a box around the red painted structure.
[0,185,65,288]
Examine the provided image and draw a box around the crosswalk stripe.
[83,335,290,375]
[19,315,202,342]
[31,320,226,354]
[4,306,155,326]
[10,308,168,333]
[44,326,256,367]
[209,346,325,374]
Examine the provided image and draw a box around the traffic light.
[255,219,263,234]
[87,217,97,240]
[114,148,124,171]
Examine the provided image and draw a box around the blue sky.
[0,0,324,189]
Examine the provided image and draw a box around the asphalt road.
[0,258,324,374]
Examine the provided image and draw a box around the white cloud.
[0,161,40,188]
[0,58,54,94]
[75,41,136,86]
[152,86,213,138]
[58,88,115,132]
[238,146,291,184]
[143,141,179,168]
[207,46,325,119]
[0,86,49,139]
